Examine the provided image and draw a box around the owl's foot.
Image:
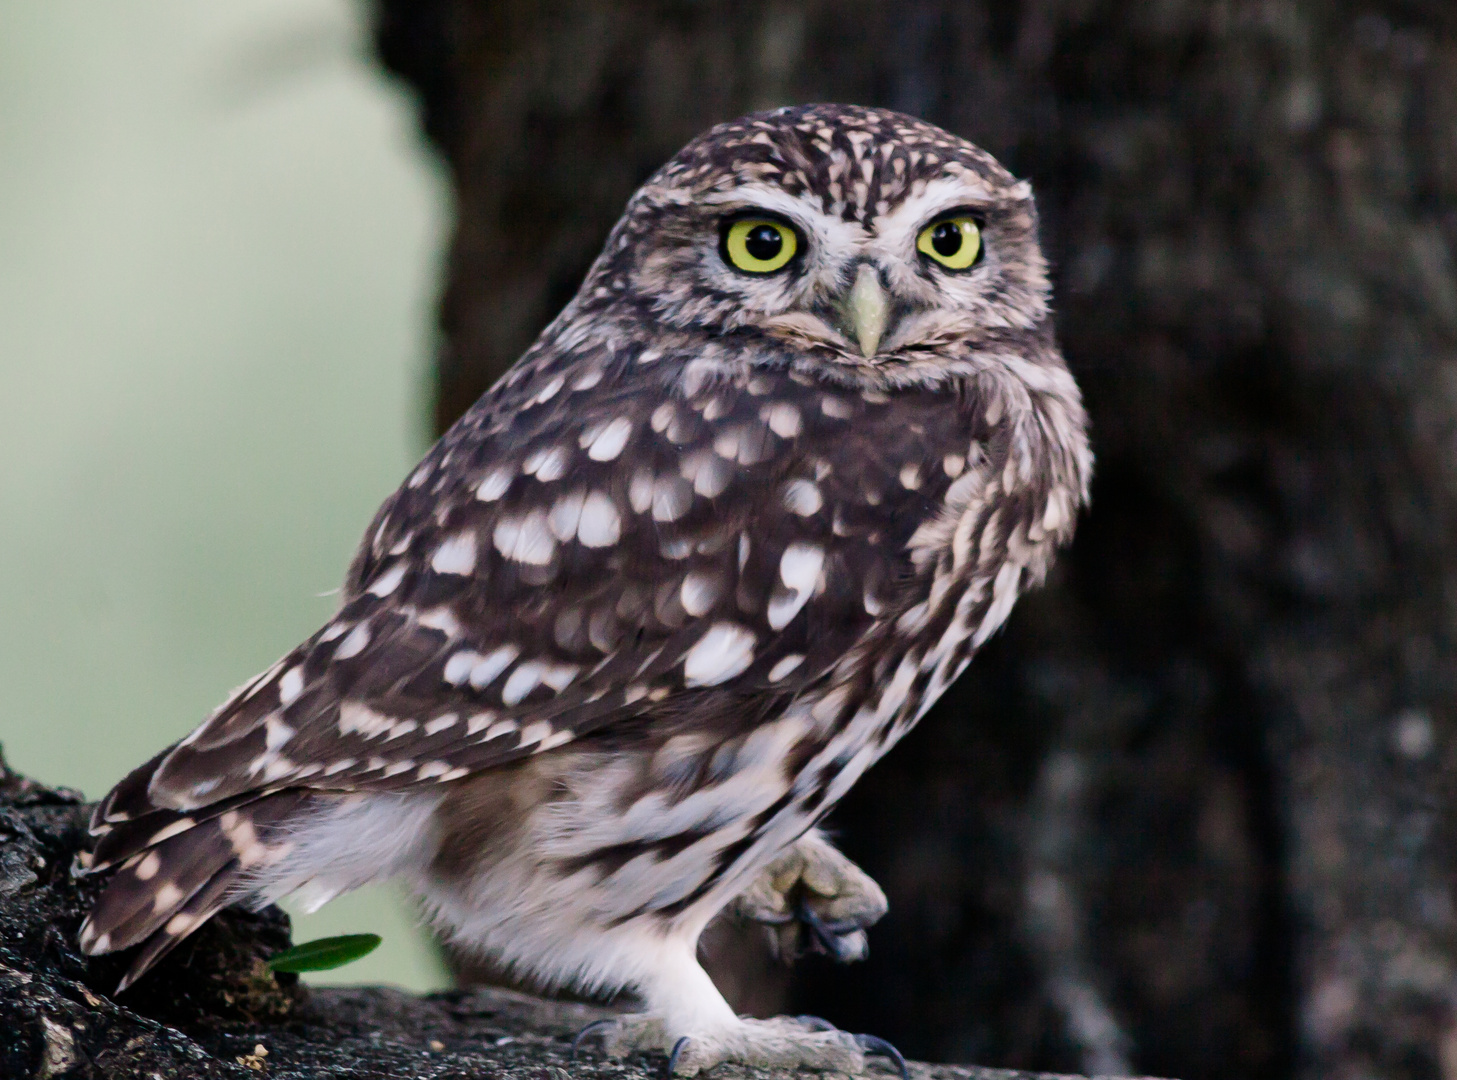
[728,830,888,963]
[576,1012,907,1078]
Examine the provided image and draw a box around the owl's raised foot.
[578,1012,907,1077]
[729,829,888,963]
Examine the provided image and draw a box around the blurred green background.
[0,0,449,990]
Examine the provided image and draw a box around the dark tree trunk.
[373,4,1457,1078]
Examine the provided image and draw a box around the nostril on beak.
[843,265,889,358]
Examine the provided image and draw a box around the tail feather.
[87,788,281,875]
[113,858,241,993]
[89,748,170,833]
[79,790,310,991]
[82,816,240,952]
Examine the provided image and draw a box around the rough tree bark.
[372,3,1457,1080]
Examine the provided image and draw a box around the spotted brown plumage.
[78,104,1091,1074]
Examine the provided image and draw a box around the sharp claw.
[797,901,867,963]
[854,1034,910,1080]
[570,1017,616,1060]
[666,1035,692,1077]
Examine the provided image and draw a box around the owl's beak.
[842,264,890,358]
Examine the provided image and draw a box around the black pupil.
[744,224,783,262]
[931,221,963,257]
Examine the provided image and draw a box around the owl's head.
[584,104,1052,377]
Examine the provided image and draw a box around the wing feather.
[94,360,979,849]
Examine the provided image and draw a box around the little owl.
[78,104,1091,1075]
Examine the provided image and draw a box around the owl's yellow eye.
[917,216,982,270]
[722,218,798,274]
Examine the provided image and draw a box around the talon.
[854,1034,909,1080]
[798,900,868,963]
[666,1035,692,1077]
[570,1017,616,1060]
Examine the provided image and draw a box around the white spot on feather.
[629,469,655,513]
[502,661,545,705]
[578,491,621,547]
[760,402,802,438]
[143,874,180,909]
[768,654,805,681]
[444,651,478,686]
[780,543,824,593]
[265,716,295,750]
[367,563,407,598]
[338,702,396,738]
[470,645,520,689]
[768,542,824,629]
[548,490,587,541]
[278,666,304,706]
[465,711,498,734]
[334,623,371,660]
[652,476,694,522]
[586,417,633,461]
[483,718,519,742]
[680,572,721,616]
[476,467,514,502]
[384,719,418,741]
[424,714,458,736]
[524,445,569,482]
[431,530,477,574]
[782,479,822,516]
[684,622,757,686]
[681,451,733,499]
[417,606,460,636]
[493,511,556,565]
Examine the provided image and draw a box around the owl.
[77,104,1091,1075]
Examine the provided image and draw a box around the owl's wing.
[88,362,973,865]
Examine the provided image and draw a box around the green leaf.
[266,933,382,973]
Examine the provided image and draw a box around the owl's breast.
[786,366,1088,818]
